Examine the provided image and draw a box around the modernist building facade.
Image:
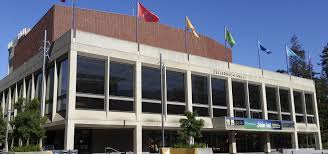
[0,5,322,154]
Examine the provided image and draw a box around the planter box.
[160,148,213,154]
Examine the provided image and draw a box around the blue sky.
[0,0,327,79]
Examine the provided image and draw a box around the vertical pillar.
[208,75,213,118]
[64,44,77,150]
[163,65,167,116]
[14,84,18,117]
[134,124,142,154]
[22,78,27,99]
[186,70,192,112]
[135,61,142,120]
[5,88,11,152]
[31,73,35,100]
[64,120,75,150]
[289,87,299,150]
[52,60,58,121]
[1,92,5,118]
[245,81,251,118]
[227,77,236,153]
[227,77,234,117]
[312,84,322,149]
[261,83,271,153]
[301,91,307,124]
[105,57,110,117]
[276,87,282,120]
[41,67,47,117]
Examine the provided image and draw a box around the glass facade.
[109,61,134,112]
[45,67,54,117]
[142,66,161,114]
[57,59,68,113]
[76,56,105,95]
[232,81,245,108]
[212,78,226,106]
[266,87,277,112]
[167,70,185,115]
[294,91,304,123]
[192,74,208,105]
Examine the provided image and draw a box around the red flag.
[137,2,159,22]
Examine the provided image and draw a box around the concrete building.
[0,5,322,154]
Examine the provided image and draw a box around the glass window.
[35,72,42,101]
[305,93,314,115]
[279,89,290,113]
[76,56,105,95]
[109,99,134,112]
[142,66,160,100]
[282,114,291,121]
[268,113,279,120]
[249,84,261,110]
[57,59,68,112]
[213,108,227,117]
[192,75,208,105]
[76,97,104,110]
[266,87,277,112]
[293,91,303,114]
[109,61,134,97]
[232,81,245,108]
[251,112,262,119]
[45,67,54,115]
[212,78,226,106]
[234,110,246,118]
[167,70,185,102]
[142,102,162,114]
[193,107,208,116]
[167,104,185,115]
[296,115,304,123]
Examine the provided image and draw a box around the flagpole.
[185,17,189,61]
[285,45,291,79]
[160,53,165,148]
[308,52,313,80]
[136,0,140,51]
[257,35,262,70]
[224,26,230,69]
[71,0,76,40]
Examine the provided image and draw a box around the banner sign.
[225,117,294,130]
[244,119,281,130]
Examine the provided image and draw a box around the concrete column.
[276,87,282,120]
[227,78,236,153]
[135,61,142,120]
[208,75,213,118]
[1,92,5,118]
[261,83,271,153]
[31,73,35,100]
[245,81,250,118]
[261,83,268,120]
[229,131,237,154]
[186,70,192,112]
[289,87,299,150]
[301,91,307,124]
[312,83,322,149]
[52,60,58,121]
[22,78,27,100]
[227,77,234,117]
[64,45,78,150]
[64,120,75,150]
[14,84,18,117]
[5,88,11,152]
[134,124,142,154]
[105,57,110,117]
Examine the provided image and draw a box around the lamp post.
[4,109,13,152]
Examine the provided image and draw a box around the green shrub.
[12,145,41,152]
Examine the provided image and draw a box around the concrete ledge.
[2,151,52,154]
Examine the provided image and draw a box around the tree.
[0,107,5,146]
[289,35,314,79]
[10,98,46,147]
[318,43,328,148]
[176,112,204,147]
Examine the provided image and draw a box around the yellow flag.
[186,16,199,38]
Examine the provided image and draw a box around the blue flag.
[285,45,301,60]
[258,40,272,54]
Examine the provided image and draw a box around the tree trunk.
[26,138,29,146]
[19,138,22,146]
[10,137,14,149]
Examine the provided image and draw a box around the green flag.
[225,27,236,48]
